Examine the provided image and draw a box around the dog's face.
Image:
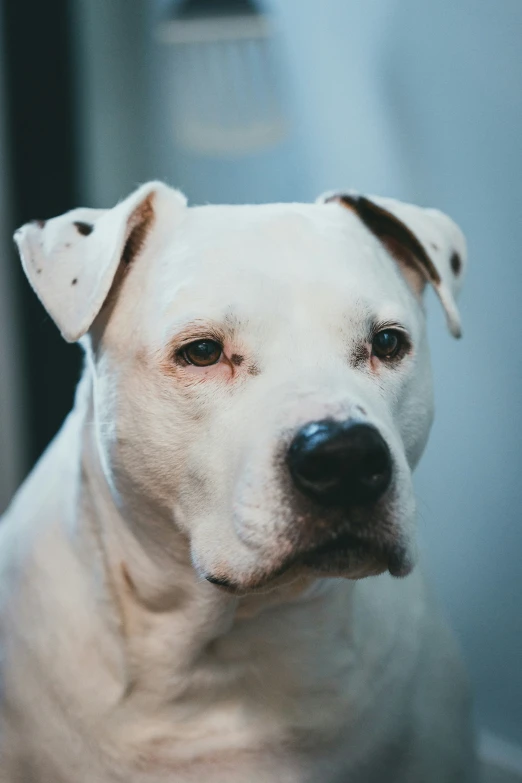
[15,183,466,592]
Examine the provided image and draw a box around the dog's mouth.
[296,530,410,578]
[206,530,412,594]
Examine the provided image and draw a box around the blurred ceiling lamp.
[157,0,288,156]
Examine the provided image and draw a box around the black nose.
[287,420,392,507]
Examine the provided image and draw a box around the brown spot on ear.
[31,219,46,228]
[248,363,260,376]
[71,278,78,286]
[450,251,462,275]
[326,196,357,214]
[73,221,94,236]
[121,193,155,267]
[231,353,244,366]
[332,194,441,286]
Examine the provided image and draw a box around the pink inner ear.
[380,234,427,297]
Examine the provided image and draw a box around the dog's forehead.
[146,201,414,337]
[163,202,375,275]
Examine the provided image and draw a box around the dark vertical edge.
[1,0,82,465]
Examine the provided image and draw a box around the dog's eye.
[372,329,405,360]
[181,339,223,367]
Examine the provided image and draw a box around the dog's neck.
[74,368,356,711]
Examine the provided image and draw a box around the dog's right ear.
[14,181,187,343]
[318,191,466,338]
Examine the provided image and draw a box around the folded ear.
[14,181,187,343]
[319,191,467,338]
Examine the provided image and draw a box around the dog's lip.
[205,531,411,594]
[296,530,408,576]
[205,574,238,591]
[298,530,368,563]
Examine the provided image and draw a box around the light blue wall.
[81,0,522,746]
[385,0,522,747]
[145,1,312,205]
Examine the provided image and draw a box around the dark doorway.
[1,0,82,467]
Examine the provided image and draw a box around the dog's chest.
[1,538,423,783]
[87,603,415,782]
[74,680,415,783]
[77,698,398,783]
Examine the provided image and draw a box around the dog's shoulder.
[0,404,88,697]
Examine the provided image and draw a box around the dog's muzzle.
[206,419,408,593]
[279,418,408,579]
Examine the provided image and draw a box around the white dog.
[0,183,476,782]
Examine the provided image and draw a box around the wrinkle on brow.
[169,320,227,347]
[164,312,243,347]
[223,309,246,338]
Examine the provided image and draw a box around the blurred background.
[0,1,521,780]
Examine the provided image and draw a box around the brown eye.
[372,329,405,360]
[181,339,222,367]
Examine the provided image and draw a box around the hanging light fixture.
[156,0,288,156]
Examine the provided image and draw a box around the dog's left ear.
[14,181,186,343]
[319,191,467,338]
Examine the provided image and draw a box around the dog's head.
[14,183,466,592]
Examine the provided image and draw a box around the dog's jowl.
[0,183,476,782]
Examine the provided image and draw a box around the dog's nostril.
[298,452,340,483]
[287,420,392,507]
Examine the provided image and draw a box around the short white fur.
[0,183,474,782]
